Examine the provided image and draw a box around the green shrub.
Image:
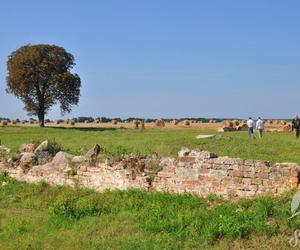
[46,139,62,156]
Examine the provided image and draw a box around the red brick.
[199,168,210,174]
[242,178,252,185]
[290,176,299,184]
[256,172,269,179]
[232,170,243,177]
[179,157,196,163]
[198,175,211,181]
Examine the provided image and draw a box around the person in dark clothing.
[292,116,300,139]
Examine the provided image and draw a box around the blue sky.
[0,0,299,119]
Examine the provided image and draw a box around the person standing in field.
[292,116,300,139]
[256,117,264,138]
[247,117,254,139]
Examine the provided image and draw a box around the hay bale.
[283,124,292,132]
[70,120,75,125]
[55,120,61,125]
[236,123,247,131]
[232,120,239,126]
[11,120,17,125]
[1,120,8,126]
[184,120,190,126]
[222,120,234,128]
[281,120,287,125]
[219,127,237,132]
[95,119,100,124]
[155,119,165,127]
[134,120,140,128]
[172,119,179,125]
[112,120,118,125]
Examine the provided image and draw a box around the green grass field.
[1,127,300,249]
[0,126,300,163]
[0,172,298,250]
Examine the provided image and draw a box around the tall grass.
[0,172,298,249]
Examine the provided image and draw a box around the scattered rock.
[85,144,101,164]
[178,148,190,157]
[0,146,11,154]
[195,134,216,139]
[19,153,36,170]
[52,151,74,166]
[72,156,87,164]
[34,140,48,154]
[20,143,35,153]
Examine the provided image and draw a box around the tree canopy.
[6,44,81,127]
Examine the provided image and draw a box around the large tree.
[6,44,81,127]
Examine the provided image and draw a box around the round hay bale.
[70,120,75,125]
[134,120,140,128]
[112,120,118,125]
[155,119,165,127]
[172,119,179,125]
[55,120,61,125]
[233,120,239,126]
[283,124,292,131]
[184,120,190,126]
[1,120,8,126]
[95,119,100,124]
[84,120,89,124]
[222,120,234,128]
[11,120,17,125]
[236,123,247,131]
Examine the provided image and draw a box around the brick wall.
[153,149,300,198]
[1,148,299,198]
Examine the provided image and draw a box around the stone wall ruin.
[0,142,299,198]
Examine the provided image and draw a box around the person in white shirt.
[256,117,264,138]
[247,117,254,139]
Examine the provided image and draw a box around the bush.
[46,139,62,156]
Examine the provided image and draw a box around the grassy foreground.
[0,126,300,163]
[0,172,298,249]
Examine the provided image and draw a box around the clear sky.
[0,0,299,120]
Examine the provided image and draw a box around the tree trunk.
[38,110,45,128]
